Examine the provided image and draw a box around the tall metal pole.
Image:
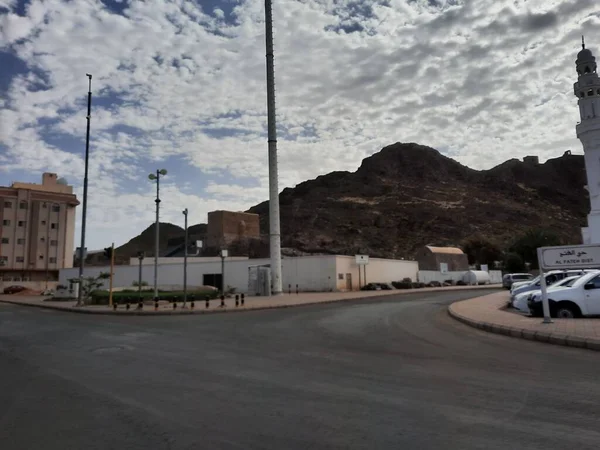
[154,170,160,302]
[264,0,283,295]
[221,254,225,295]
[76,73,92,306]
[138,254,143,302]
[109,242,114,308]
[182,208,188,308]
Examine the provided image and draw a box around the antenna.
[582,35,585,49]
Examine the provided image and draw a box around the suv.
[502,273,533,289]
[528,271,600,318]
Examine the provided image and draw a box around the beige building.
[0,173,79,283]
[416,245,469,272]
[206,210,260,248]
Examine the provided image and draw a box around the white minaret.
[575,37,600,244]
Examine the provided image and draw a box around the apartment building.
[0,173,79,283]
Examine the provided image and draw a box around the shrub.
[402,277,412,283]
[89,289,219,305]
[392,281,412,289]
[427,281,442,287]
[411,282,422,289]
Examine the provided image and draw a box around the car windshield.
[562,278,579,287]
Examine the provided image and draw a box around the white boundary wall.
[60,255,419,294]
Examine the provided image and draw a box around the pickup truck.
[528,271,600,318]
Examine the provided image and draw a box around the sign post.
[536,248,552,324]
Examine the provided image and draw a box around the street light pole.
[182,208,188,308]
[137,251,144,303]
[220,249,228,296]
[148,169,167,302]
[77,73,93,307]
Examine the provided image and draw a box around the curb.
[447,302,600,352]
[0,285,501,317]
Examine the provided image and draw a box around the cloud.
[0,0,598,249]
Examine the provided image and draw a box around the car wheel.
[555,305,576,319]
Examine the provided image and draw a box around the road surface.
[1,289,599,449]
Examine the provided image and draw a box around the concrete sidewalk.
[0,284,500,316]
[449,292,600,351]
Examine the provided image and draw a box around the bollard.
[205,295,210,309]
[190,301,194,309]
[113,302,117,311]
[173,301,177,309]
[220,295,225,307]
[235,294,239,307]
[138,301,143,310]
[296,284,299,295]
[126,302,130,310]
[289,284,291,294]
[154,300,158,311]
[241,293,245,306]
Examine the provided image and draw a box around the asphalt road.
[2,289,600,450]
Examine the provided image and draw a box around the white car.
[528,271,600,318]
[510,269,597,301]
[512,276,582,313]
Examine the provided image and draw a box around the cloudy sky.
[0,0,599,250]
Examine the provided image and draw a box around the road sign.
[539,244,600,270]
[355,254,369,265]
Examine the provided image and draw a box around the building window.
[17,238,25,245]
[581,92,585,98]
[2,220,10,226]
[1,238,8,244]
[49,257,57,263]
[338,273,344,280]
[51,223,58,230]
[19,201,28,210]
[16,256,24,263]
[41,220,46,225]
[39,255,44,260]
[589,89,594,96]
[0,256,7,263]
[42,202,47,208]
[18,221,26,227]
[3,201,12,208]
[52,204,60,212]
[40,237,45,242]
[50,240,58,246]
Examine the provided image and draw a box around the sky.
[0,0,599,251]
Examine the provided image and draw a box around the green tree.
[510,228,562,269]
[504,252,525,273]
[461,236,503,268]
[69,272,111,305]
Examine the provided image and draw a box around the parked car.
[510,269,596,302]
[512,275,582,313]
[502,273,534,290]
[528,271,600,318]
[3,285,26,294]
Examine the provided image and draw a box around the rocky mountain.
[101,142,588,264]
[248,143,587,258]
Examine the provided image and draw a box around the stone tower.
[575,38,600,244]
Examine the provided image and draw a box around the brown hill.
[103,142,588,263]
[248,143,587,258]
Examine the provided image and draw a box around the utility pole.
[148,169,167,302]
[76,73,92,306]
[264,0,283,295]
[182,208,188,308]
[137,251,145,303]
[108,243,115,308]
